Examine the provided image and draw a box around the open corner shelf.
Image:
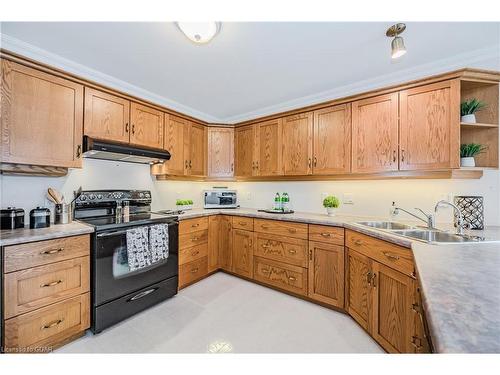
[460,122,499,129]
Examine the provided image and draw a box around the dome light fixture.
[176,22,221,44]
[386,23,407,59]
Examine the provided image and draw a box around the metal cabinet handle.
[288,228,297,233]
[189,160,192,168]
[231,163,234,172]
[239,221,247,226]
[261,244,270,249]
[249,240,253,247]
[76,145,82,158]
[288,276,296,281]
[262,268,269,274]
[185,160,188,169]
[309,249,313,260]
[252,161,255,170]
[40,247,64,255]
[191,237,199,241]
[191,268,199,274]
[288,249,297,254]
[191,250,200,256]
[313,156,318,167]
[129,288,158,301]
[261,225,270,229]
[393,150,397,163]
[132,124,135,134]
[191,223,200,228]
[308,158,312,168]
[411,336,423,350]
[383,252,400,261]
[371,273,377,288]
[354,239,363,245]
[366,271,372,286]
[401,149,406,163]
[256,161,259,169]
[125,123,129,133]
[321,233,331,237]
[41,279,63,288]
[42,319,64,330]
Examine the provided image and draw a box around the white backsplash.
[1,158,499,226]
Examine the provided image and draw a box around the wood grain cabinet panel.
[179,243,208,266]
[282,112,314,175]
[162,114,187,175]
[345,249,371,331]
[185,122,206,176]
[308,225,344,245]
[234,125,256,177]
[399,80,460,170]
[130,102,164,149]
[179,257,208,288]
[208,127,234,178]
[179,217,209,233]
[352,93,399,173]
[208,215,221,272]
[412,283,432,353]
[1,59,84,168]
[253,256,308,296]
[313,104,351,174]
[254,219,308,240]
[84,87,130,143]
[308,241,345,308]
[254,233,308,267]
[232,229,254,278]
[179,229,209,250]
[232,216,254,231]
[219,215,233,271]
[255,118,283,176]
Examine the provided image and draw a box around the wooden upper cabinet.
[399,80,460,170]
[184,122,206,176]
[232,229,254,278]
[352,93,399,173]
[234,125,256,177]
[282,112,313,175]
[162,114,186,175]
[130,102,164,149]
[1,60,84,168]
[313,104,351,174]
[254,118,283,176]
[84,87,130,143]
[208,127,234,178]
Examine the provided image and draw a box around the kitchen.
[1,7,500,372]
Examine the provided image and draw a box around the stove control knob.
[139,192,144,198]
[97,194,103,199]
[88,194,96,200]
[145,192,150,198]
[80,195,87,201]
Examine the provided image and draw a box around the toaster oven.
[204,190,238,209]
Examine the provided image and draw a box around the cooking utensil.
[48,188,64,204]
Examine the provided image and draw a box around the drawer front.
[179,257,208,288]
[179,217,209,233]
[179,229,209,250]
[4,293,90,352]
[346,230,414,277]
[254,219,308,240]
[254,233,308,267]
[308,225,344,245]
[4,235,90,273]
[4,257,90,319]
[253,256,307,296]
[232,216,254,231]
[179,243,208,265]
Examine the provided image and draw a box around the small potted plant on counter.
[323,195,340,216]
[460,98,486,124]
[176,199,193,210]
[460,143,486,167]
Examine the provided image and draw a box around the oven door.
[93,221,178,306]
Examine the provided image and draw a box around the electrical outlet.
[343,193,354,205]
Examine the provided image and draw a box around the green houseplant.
[176,199,194,210]
[460,98,487,123]
[460,143,486,167]
[323,195,340,216]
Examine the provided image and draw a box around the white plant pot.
[460,157,476,167]
[461,114,476,123]
[176,204,193,211]
[326,207,337,216]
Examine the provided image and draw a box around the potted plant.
[460,98,486,123]
[176,199,193,210]
[323,195,340,216]
[460,143,486,167]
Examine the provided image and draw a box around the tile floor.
[58,273,383,353]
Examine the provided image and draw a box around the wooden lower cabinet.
[219,215,233,271]
[232,229,254,278]
[208,215,221,272]
[346,249,372,331]
[178,217,209,288]
[179,257,208,288]
[253,256,308,296]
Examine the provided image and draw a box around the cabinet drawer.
[254,219,308,240]
[179,257,208,288]
[308,225,344,245]
[179,243,208,265]
[346,230,414,277]
[4,235,90,273]
[254,233,308,267]
[253,256,307,296]
[4,293,90,352]
[179,217,209,233]
[4,257,90,319]
[233,216,254,231]
[179,229,209,250]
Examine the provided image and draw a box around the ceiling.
[1,22,499,123]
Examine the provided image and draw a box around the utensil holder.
[54,204,72,225]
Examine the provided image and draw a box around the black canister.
[0,207,25,229]
[29,207,51,229]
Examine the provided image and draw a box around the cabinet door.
[399,80,460,170]
[346,249,372,331]
[352,93,399,173]
[208,215,221,272]
[1,60,84,168]
[208,127,234,177]
[313,104,351,174]
[308,242,345,308]
[130,102,164,149]
[219,215,233,271]
[412,282,432,353]
[84,87,130,143]
[162,114,186,175]
[232,229,254,278]
[234,125,256,177]
[185,122,206,176]
[254,118,283,176]
[371,262,414,353]
[282,112,313,175]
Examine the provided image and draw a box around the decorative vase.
[326,207,337,216]
[461,114,476,123]
[460,157,475,167]
[176,204,193,211]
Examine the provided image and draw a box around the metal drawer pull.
[239,222,247,226]
[191,223,200,228]
[366,271,372,286]
[321,233,331,237]
[41,279,63,288]
[261,244,270,249]
[411,336,423,350]
[262,268,269,273]
[191,268,199,273]
[191,250,200,256]
[191,237,199,241]
[261,225,270,229]
[42,319,64,330]
[288,249,297,254]
[371,274,377,288]
[354,239,363,245]
[383,252,400,261]
[288,276,296,281]
[40,247,64,255]
[129,288,158,301]
[288,228,297,233]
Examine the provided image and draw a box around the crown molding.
[0,33,221,123]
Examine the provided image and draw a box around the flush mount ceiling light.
[176,22,221,44]
[386,23,407,59]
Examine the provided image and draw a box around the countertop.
[0,222,94,247]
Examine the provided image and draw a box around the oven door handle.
[127,287,159,302]
[96,222,178,237]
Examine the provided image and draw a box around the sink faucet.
[390,202,436,229]
[434,200,468,235]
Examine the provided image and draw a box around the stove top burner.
[154,209,185,216]
[78,212,177,231]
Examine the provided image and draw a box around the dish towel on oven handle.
[126,226,151,271]
[149,223,169,263]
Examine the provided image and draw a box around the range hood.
[82,136,170,164]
